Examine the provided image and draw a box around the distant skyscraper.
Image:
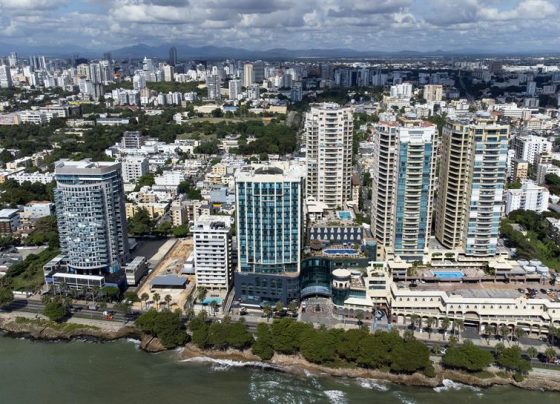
[51,160,130,277]
[228,79,241,100]
[435,118,509,256]
[253,60,265,84]
[8,52,17,68]
[206,74,221,100]
[234,162,305,304]
[243,63,253,87]
[0,65,13,89]
[169,47,178,66]
[305,103,353,209]
[162,64,175,82]
[370,120,437,262]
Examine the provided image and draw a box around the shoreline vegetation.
[1,313,560,392]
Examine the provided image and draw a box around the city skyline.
[0,0,559,54]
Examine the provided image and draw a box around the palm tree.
[262,304,272,322]
[153,293,161,310]
[275,301,284,314]
[197,286,208,303]
[544,347,557,363]
[527,347,538,360]
[403,329,414,341]
[499,324,510,342]
[356,311,364,326]
[141,293,149,310]
[410,314,420,331]
[548,326,558,346]
[486,324,497,343]
[441,317,450,340]
[426,317,435,339]
[164,294,172,308]
[454,319,464,340]
[514,327,526,343]
[288,301,298,316]
[210,300,218,316]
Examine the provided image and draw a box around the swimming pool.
[431,271,464,279]
[337,211,352,220]
[323,248,358,255]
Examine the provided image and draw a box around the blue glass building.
[234,163,305,304]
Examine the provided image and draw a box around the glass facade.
[237,175,303,274]
[54,162,129,275]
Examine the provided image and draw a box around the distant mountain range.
[1,42,558,59]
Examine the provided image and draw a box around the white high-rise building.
[243,63,253,87]
[435,118,509,256]
[206,74,221,100]
[390,83,412,99]
[133,73,146,91]
[0,65,13,88]
[122,156,149,184]
[193,215,233,292]
[304,103,353,209]
[162,64,175,82]
[370,121,437,262]
[505,180,549,215]
[43,160,130,288]
[512,135,553,166]
[228,79,241,100]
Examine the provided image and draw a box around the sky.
[0,0,559,53]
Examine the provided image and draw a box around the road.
[2,299,138,323]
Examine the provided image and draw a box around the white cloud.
[0,0,558,52]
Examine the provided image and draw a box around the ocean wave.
[323,390,347,404]
[433,379,481,393]
[356,378,389,391]
[393,392,416,404]
[182,356,280,371]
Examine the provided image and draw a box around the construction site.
[134,238,195,313]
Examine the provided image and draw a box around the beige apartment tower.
[304,103,353,209]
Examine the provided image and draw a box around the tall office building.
[44,160,130,289]
[54,160,129,271]
[304,103,353,209]
[228,79,241,100]
[168,46,177,66]
[206,74,221,100]
[234,162,305,304]
[162,64,175,82]
[243,63,253,87]
[8,52,17,68]
[193,215,233,293]
[370,120,437,262]
[435,118,509,256]
[253,60,265,84]
[0,64,13,89]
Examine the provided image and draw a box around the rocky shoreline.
[2,316,560,392]
[179,344,560,392]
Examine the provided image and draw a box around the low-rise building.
[505,180,549,214]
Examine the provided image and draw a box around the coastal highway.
[2,299,137,324]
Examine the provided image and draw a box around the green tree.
[127,208,154,235]
[526,347,538,360]
[135,308,187,348]
[0,287,13,307]
[442,340,494,372]
[43,298,68,322]
[299,327,339,364]
[544,347,557,363]
[252,323,275,360]
[141,292,149,310]
[153,293,161,310]
[390,338,431,374]
[497,346,531,374]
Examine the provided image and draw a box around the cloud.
[0,0,558,52]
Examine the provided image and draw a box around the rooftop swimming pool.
[431,271,464,280]
[323,248,358,255]
[337,211,352,220]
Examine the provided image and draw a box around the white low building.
[193,215,233,293]
[505,180,549,215]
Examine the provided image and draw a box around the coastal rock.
[139,335,166,353]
